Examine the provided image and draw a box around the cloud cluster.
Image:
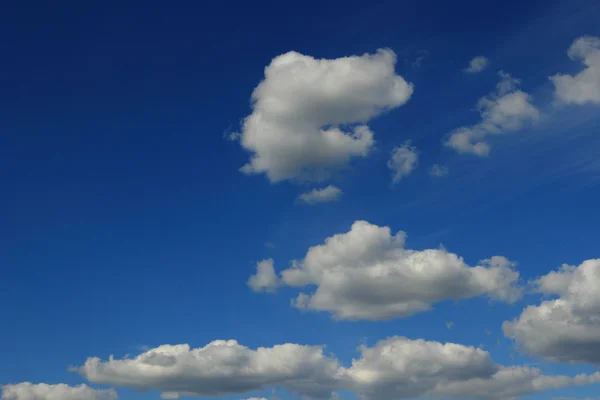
[345,337,599,400]
[387,141,419,184]
[73,340,343,400]
[296,186,343,205]
[551,36,600,105]
[252,220,521,320]
[465,56,490,73]
[503,258,600,364]
[69,337,600,400]
[445,71,541,156]
[0,383,116,400]
[236,49,413,183]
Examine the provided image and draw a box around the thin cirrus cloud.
[444,71,541,156]
[503,258,600,364]
[234,49,414,183]
[296,185,343,205]
[551,36,600,105]
[249,220,522,321]
[68,336,600,400]
[465,56,490,73]
[387,141,418,184]
[0,383,117,400]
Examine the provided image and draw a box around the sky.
[2,0,600,399]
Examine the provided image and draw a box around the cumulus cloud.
[429,164,449,177]
[503,258,600,364]
[236,49,414,183]
[1,383,116,400]
[261,220,521,320]
[248,259,280,293]
[345,336,599,400]
[551,36,600,105]
[387,141,418,184]
[445,71,541,156]
[465,56,490,73]
[296,186,343,205]
[72,337,600,400]
[73,339,343,400]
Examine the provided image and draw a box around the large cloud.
[551,36,600,105]
[445,71,540,156]
[236,49,413,183]
[503,259,600,364]
[253,220,522,320]
[73,340,343,400]
[1,383,116,400]
[72,337,600,400]
[344,337,599,400]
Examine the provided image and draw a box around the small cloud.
[265,241,275,248]
[446,321,454,329]
[296,185,343,205]
[226,131,241,141]
[248,259,280,293]
[485,329,492,335]
[464,56,490,73]
[412,49,430,69]
[429,164,449,177]
[444,71,540,156]
[388,141,418,184]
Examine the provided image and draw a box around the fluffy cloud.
[551,36,600,105]
[1,383,116,400]
[260,220,521,320]
[296,186,343,205]
[236,49,413,183]
[503,259,600,364]
[465,56,490,73]
[247,259,280,293]
[429,164,449,177]
[73,340,343,400]
[345,337,598,400]
[72,337,600,400]
[445,71,540,156]
[387,141,418,184]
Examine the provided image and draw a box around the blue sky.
[2,0,600,399]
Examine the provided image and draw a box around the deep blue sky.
[1,1,600,399]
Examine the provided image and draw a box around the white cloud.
[503,259,600,364]
[73,339,343,400]
[465,56,490,73]
[236,49,414,183]
[429,164,449,177]
[263,220,521,320]
[1,383,116,400]
[344,336,598,400]
[445,71,541,156]
[72,337,600,400]
[248,259,280,293]
[387,141,418,184]
[296,186,343,205]
[551,36,600,105]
